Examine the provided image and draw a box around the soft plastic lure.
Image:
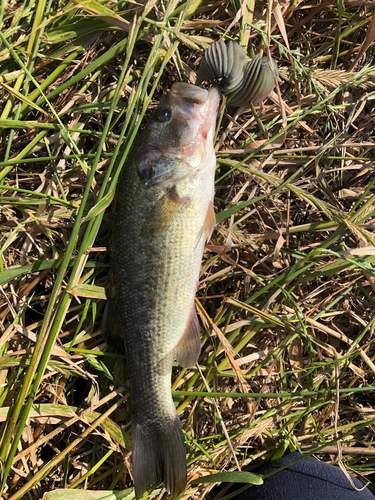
[196,40,279,107]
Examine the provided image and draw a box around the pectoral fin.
[141,187,190,239]
[174,306,201,367]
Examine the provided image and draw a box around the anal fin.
[174,306,201,367]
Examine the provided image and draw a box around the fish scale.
[107,83,220,499]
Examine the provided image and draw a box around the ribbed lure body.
[196,40,247,88]
[196,40,279,107]
[108,83,220,499]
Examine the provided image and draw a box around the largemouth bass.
[107,83,220,498]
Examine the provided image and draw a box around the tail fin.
[132,413,187,499]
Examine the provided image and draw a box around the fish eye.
[156,107,171,122]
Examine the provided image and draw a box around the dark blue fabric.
[238,452,374,500]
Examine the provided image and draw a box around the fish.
[106,82,220,499]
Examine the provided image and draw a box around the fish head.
[136,82,220,188]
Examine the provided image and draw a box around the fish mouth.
[138,83,220,189]
[170,82,220,122]
[206,85,221,119]
[170,82,209,105]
